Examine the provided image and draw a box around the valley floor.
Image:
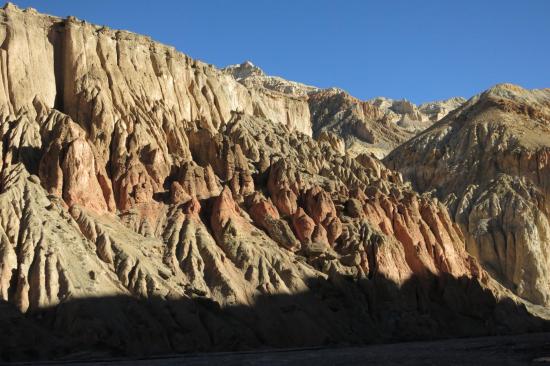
[12,333,550,366]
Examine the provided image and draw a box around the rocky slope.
[308,90,419,158]
[386,84,550,306]
[224,62,465,158]
[0,3,547,362]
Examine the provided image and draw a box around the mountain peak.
[223,60,265,80]
[3,2,18,11]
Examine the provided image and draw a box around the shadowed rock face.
[386,84,550,306]
[0,3,547,362]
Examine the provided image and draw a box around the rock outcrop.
[222,61,314,136]
[386,84,550,306]
[0,4,547,362]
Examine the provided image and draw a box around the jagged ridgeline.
[0,3,548,362]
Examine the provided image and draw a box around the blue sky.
[9,0,550,104]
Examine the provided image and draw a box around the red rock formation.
[248,192,280,227]
[361,189,477,279]
[188,129,254,198]
[303,186,342,245]
[291,208,316,243]
[169,181,192,204]
[182,196,201,216]
[39,120,115,213]
[170,162,221,203]
[210,186,247,238]
[115,160,155,211]
[247,192,300,251]
[61,137,114,212]
[267,160,299,216]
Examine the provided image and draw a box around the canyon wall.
[0,4,546,361]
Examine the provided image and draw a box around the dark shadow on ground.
[1,272,548,362]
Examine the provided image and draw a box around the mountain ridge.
[223,60,466,157]
[386,83,550,306]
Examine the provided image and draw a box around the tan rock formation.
[419,97,467,121]
[308,89,420,158]
[225,62,464,158]
[317,131,346,155]
[386,84,550,305]
[0,5,546,362]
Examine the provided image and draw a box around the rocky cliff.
[0,4,547,362]
[224,62,465,158]
[386,84,550,306]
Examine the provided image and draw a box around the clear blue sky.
[8,0,550,104]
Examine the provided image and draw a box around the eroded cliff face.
[308,89,415,158]
[224,62,465,158]
[386,84,550,306]
[0,4,547,361]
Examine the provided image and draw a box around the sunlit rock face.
[0,3,547,362]
[386,84,550,306]
[224,63,465,159]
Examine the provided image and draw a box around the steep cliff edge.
[0,4,547,362]
[386,84,550,306]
